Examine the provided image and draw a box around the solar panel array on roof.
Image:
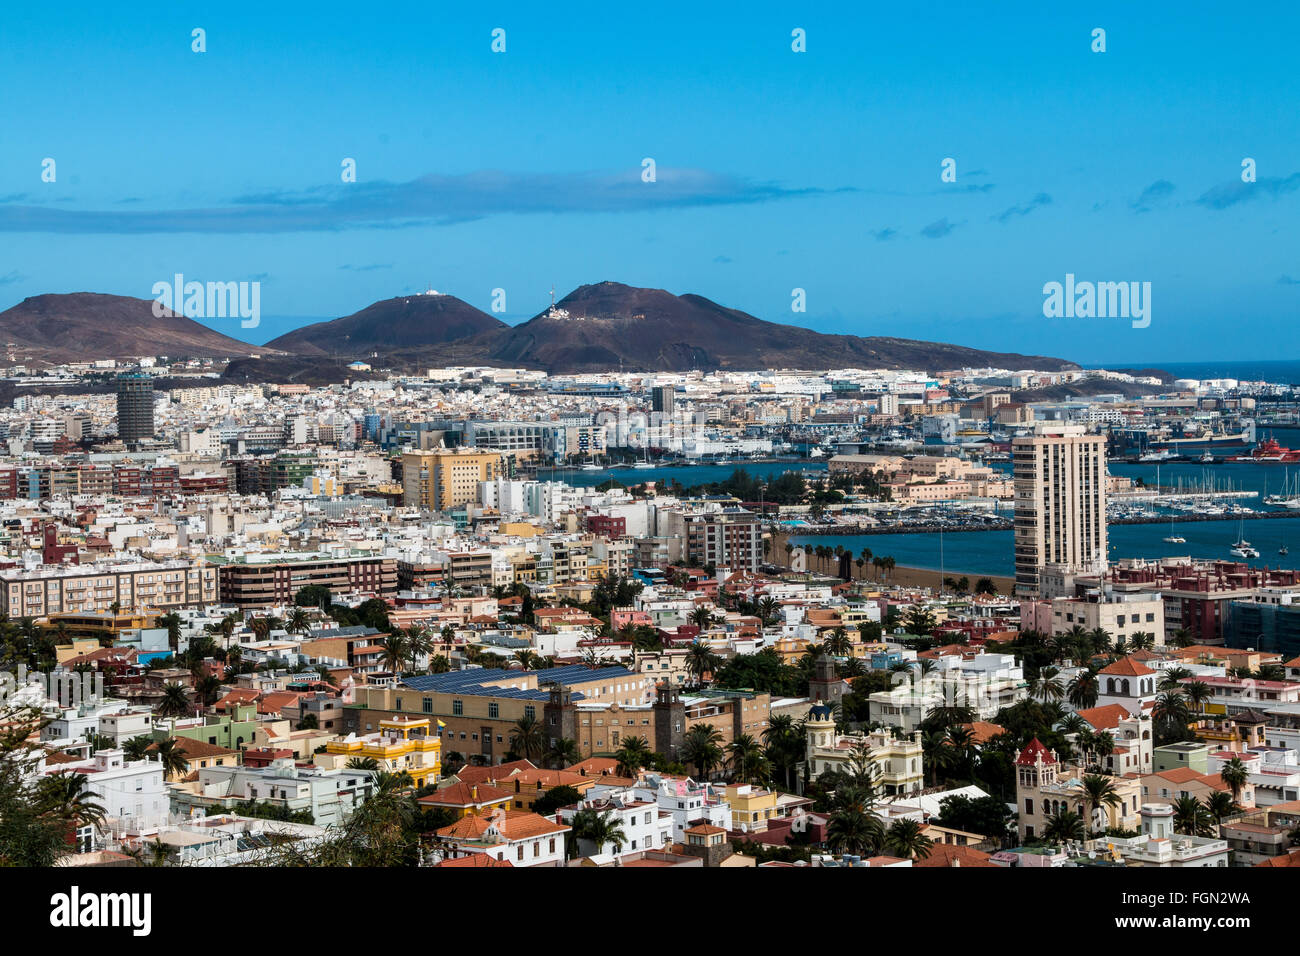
[401,664,635,698]
[306,625,381,638]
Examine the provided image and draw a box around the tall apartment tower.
[401,448,502,511]
[651,385,675,416]
[115,373,155,446]
[1012,422,1107,597]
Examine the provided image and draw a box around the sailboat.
[1160,464,1185,542]
[1230,517,1259,558]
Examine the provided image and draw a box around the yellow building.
[317,716,442,787]
[725,783,779,833]
[804,703,925,795]
[402,449,503,511]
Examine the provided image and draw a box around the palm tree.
[822,627,852,657]
[1030,666,1065,704]
[921,729,955,787]
[154,682,191,717]
[509,714,546,762]
[1080,774,1120,834]
[150,737,189,780]
[826,806,885,857]
[1183,680,1211,716]
[570,808,627,857]
[1159,667,1193,691]
[1042,808,1085,843]
[762,714,802,790]
[884,818,934,860]
[682,724,724,780]
[122,735,152,761]
[944,724,976,779]
[377,631,410,675]
[285,607,311,635]
[345,756,381,772]
[1153,691,1190,737]
[1088,627,1113,656]
[193,675,223,707]
[684,641,720,687]
[1092,731,1115,767]
[614,736,651,778]
[547,737,580,770]
[1067,669,1099,709]
[1171,627,1195,648]
[689,605,717,630]
[37,771,107,839]
[1172,795,1215,836]
[1204,790,1240,822]
[1129,631,1155,651]
[757,596,780,625]
[726,733,767,784]
[903,605,936,636]
[1219,756,1249,804]
[427,655,451,674]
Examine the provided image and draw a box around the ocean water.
[1148,360,1300,384]
[789,516,1300,578]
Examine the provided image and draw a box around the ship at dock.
[1108,420,1255,459]
[1229,436,1300,463]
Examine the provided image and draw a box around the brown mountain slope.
[0,293,268,363]
[479,282,1078,373]
[265,293,505,355]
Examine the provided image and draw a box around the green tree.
[1042,808,1085,843]
[1080,774,1120,835]
[509,714,546,762]
[884,818,933,860]
[682,724,724,780]
[154,682,191,718]
[569,808,627,857]
[150,737,190,780]
[1219,756,1249,804]
[614,736,651,778]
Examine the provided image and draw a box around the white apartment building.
[1013,422,1107,597]
[557,792,675,859]
[625,775,733,843]
[47,749,169,845]
[1048,588,1165,646]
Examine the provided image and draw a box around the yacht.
[1230,518,1259,558]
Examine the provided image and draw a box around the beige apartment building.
[402,449,502,511]
[0,559,217,617]
[1013,422,1108,597]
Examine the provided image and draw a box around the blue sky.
[1,1,1297,364]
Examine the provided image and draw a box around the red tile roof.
[1075,704,1131,731]
[1015,738,1056,766]
[1099,656,1155,677]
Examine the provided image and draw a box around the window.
[453,700,463,716]
[488,702,499,719]
[524,705,536,721]
[422,698,432,714]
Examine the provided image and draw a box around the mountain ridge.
[1,284,1082,377]
[0,293,273,363]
